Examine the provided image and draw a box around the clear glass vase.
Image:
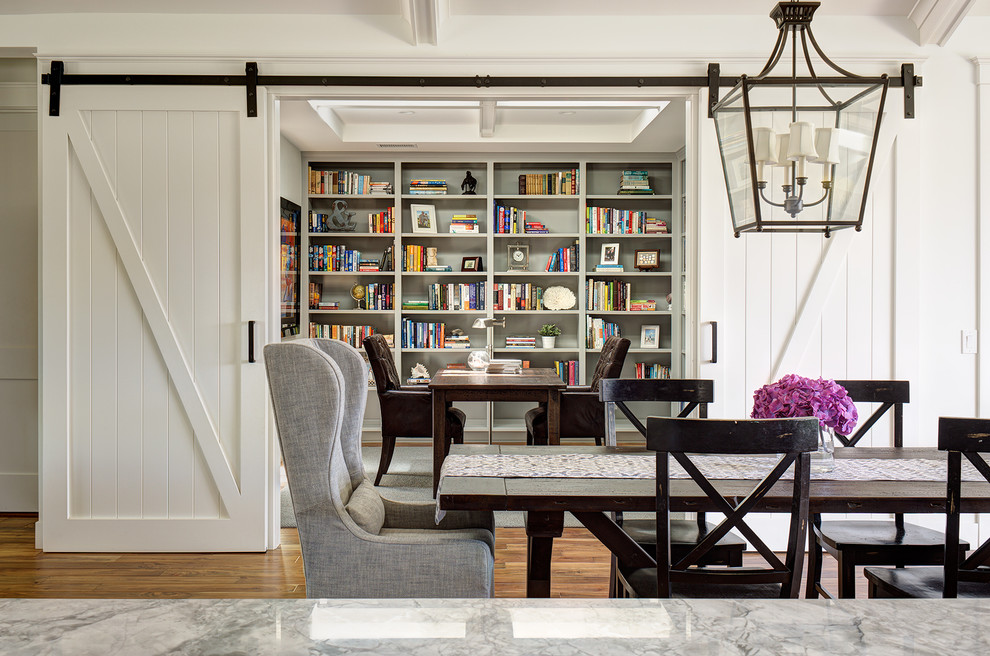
[811,426,836,473]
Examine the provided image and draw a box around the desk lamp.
[471,316,505,444]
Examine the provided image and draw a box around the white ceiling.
[281,97,687,154]
[0,0,930,15]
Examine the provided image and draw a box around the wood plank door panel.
[41,87,269,551]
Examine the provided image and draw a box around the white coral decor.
[543,286,576,311]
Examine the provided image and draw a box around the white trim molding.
[975,58,990,416]
[910,0,975,46]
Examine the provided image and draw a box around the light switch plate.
[962,330,978,354]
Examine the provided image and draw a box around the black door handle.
[248,320,256,363]
[709,321,718,364]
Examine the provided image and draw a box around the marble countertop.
[1,597,987,655]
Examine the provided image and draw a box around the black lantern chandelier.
[711,2,889,237]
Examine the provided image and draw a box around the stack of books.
[409,179,447,195]
[618,170,653,194]
[645,217,669,234]
[486,359,523,374]
[425,264,452,272]
[636,363,671,379]
[369,181,393,195]
[629,299,657,311]
[401,300,430,311]
[318,300,339,311]
[594,264,625,273]
[444,335,472,349]
[524,221,548,234]
[358,258,380,272]
[504,336,537,349]
[406,377,431,385]
[449,215,479,233]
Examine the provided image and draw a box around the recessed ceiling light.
[398,110,416,115]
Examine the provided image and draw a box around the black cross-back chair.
[806,380,968,598]
[599,379,746,585]
[616,416,819,599]
[865,417,990,598]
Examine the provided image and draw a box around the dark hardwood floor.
[0,513,866,598]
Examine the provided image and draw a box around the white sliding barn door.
[40,86,270,551]
[698,95,917,436]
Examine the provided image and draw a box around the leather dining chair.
[806,380,968,598]
[524,335,630,445]
[865,417,990,598]
[363,333,466,486]
[617,416,819,599]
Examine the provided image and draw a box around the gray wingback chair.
[265,338,495,598]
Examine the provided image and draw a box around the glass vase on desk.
[812,426,836,473]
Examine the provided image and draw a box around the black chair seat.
[620,518,746,567]
[816,520,968,560]
[864,566,990,599]
[625,568,784,599]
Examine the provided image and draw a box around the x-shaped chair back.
[939,417,990,597]
[645,416,819,598]
[599,378,714,446]
[833,380,909,448]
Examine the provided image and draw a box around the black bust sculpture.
[461,171,478,195]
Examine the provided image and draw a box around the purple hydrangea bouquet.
[751,374,858,471]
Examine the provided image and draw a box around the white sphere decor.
[543,286,576,311]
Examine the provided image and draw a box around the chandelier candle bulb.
[787,121,818,178]
[774,134,791,168]
[753,127,778,182]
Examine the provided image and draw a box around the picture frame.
[640,325,659,349]
[600,242,620,266]
[461,256,482,272]
[410,204,438,234]
[507,244,530,271]
[634,249,660,271]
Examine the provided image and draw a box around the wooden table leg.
[547,388,561,446]
[432,389,446,497]
[525,510,564,598]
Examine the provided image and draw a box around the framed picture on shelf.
[640,325,660,349]
[600,243,620,266]
[411,204,437,234]
[634,249,660,271]
[461,256,483,272]
[507,244,529,271]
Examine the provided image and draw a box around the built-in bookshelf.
[298,155,685,440]
[279,198,301,337]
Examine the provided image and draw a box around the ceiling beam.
[479,100,495,138]
[909,0,975,46]
[401,0,448,46]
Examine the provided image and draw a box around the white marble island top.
[1,597,987,655]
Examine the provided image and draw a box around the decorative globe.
[350,284,366,301]
[467,350,490,371]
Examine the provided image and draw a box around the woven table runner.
[440,453,986,483]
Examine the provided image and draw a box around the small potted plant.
[538,323,561,348]
[751,374,858,472]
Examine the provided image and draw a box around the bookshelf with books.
[280,198,301,338]
[298,153,685,441]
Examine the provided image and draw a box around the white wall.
[279,134,302,205]
[1,9,988,457]
[0,58,38,511]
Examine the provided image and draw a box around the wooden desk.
[429,368,566,495]
[438,445,990,597]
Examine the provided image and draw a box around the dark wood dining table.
[437,444,990,597]
[429,367,566,495]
